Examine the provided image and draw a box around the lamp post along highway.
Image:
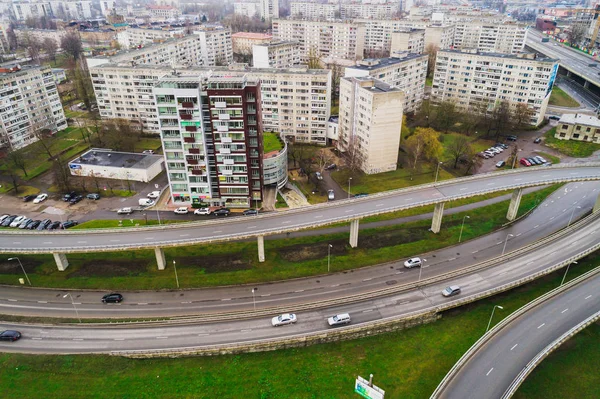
[502,233,514,256]
[251,287,257,311]
[173,260,179,289]
[418,258,427,282]
[567,206,582,227]
[63,293,81,323]
[327,244,333,272]
[7,257,31,286]
[485,305,504,333]
[560,261,578,286]
[435,162,443,183]
[348,177,352,198]
[459,215,470,243]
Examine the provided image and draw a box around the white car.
[194,208,211,215]
[404,257,422,268]
[328,313,351,326]
[33,193,48,204]
[117,207,133,215]
[315,172,323,180]
[271,313,297,327]
[147,191,160,199]
[174,207,189,215]
[9,215,27,228]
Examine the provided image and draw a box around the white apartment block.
[253,41,301,69]
[117,27,185,49]
[99,0,116,17]
[338,76,403,174]
[344,53,428,113]
[340,3,396,19]
[234,1,260,18]
[195,27,234,67]
[452,22,527,54]
[147,5,180,20]
[11,1,51,21]
[391,28,425,54]
[260,0,279,21]
[424,24,455,50]
[0,65,67,150]
[48,1,92,20]
[290,2,337,19]
[272,19,365,62]
[555,113,600,143]
[432,51,559,126]
[89,64,332,144]
[231,32,272,55]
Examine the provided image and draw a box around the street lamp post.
[418,258,427,282]
[63,293,81,323]
[157,208,161,225]
[485,305,504,333]
[459,215,470,243]
[434,162,443,183]
[327,244,333,272]
[348,177,353,198]
[251,287,258,311]
[173,260,179,289]
[502,233,514,256]
[560,261,578,286]
[7,257,31,286]
[567,206,582,227]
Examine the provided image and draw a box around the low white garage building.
[68,149,165,182]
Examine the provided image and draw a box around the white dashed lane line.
[585,295,592,299]
[561,309,569,314]
[510,344,518,351]
[537,323,545,329]
[486,368,494,376]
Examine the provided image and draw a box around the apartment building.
[147,5,180,20]
[155,75,263,207]
[555,113,600,143]
[99,0,116,17]
[344,52,428,113]
[195,27,233,67]
[231,32,272,55]
[15,29,65,45]
[290,2,337,19]
[48,0,93,20]
[259,0,279,21]
[272,19,365,62]
[0,65,67,150]
[390,28,425,54]
[253,41,301,69]
[233,1,260,18]
[117,27,185,49]
[432,50,559,126]
[11,1,51,21]
[338,76,403,174]
[452,22,527,54]
[340,3,396,19]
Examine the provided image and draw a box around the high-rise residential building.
[155,75,263,207]
[233,0,260,18]
[344,52,428,113]
[272,19,365,62]
[452,22,527,54]
[338,76,403,174]
[117,26,185,49]
[290,2,337,19]
[231,32,273,55]
[259,0,279,21]
[432,50,559,126]
[0,65,67,150]
[253,41,301,69]
[391,28,425,54]
[340,3,396,19]
[147,5,180,20]
[99,0,116,17]
[195,27,234,67]
[11,1,51,21]
[47,0,93,20]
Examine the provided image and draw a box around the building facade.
[263,139,288,189]
[233,1,260,18]
[117,27,185,49]
[338,76,403,174]
[555,113,600,143]
[290,2,337,19]
[252,41,301,69]
[147,5,180,20]
[452,22,527,54]
[231,32,272,55]
[432,50,559,126]
[391,28,425,54]
[68,149,165,182]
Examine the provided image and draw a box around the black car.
[61,220,78,229]
[26,220,41,229]
[47,221,62,230]
[0,330,21,342]
[86,193,100,200]
[1,215,17,227]
[62,192,77,202]
[102,293,124,303]
[37,219,52,230]
[213,209,230,217]
[534,137,542,144]
[505,135,518,141]
[353,193,369,198]
[22,194,37,202]
[549,115,561,121]
[325,163,337,170]
[69,195,84,205]
[242,209,258,216]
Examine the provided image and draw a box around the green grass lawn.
[0,185,557,290]
[275,192,288,208]
[548,86,580,108]
[536,151,561,165]
[544,127,600,157]
[440,132,495,159]
[0,255,597,398]
[263,132,283,153]
[134,138,163,153]
[426,76,433,86]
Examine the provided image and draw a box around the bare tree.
[73,65,95,109]
[568,24,587,47]
[434,100,459,133]
[6,26,17,50]
[447,135,472,169]
[32,126,56,160]
[23,33,42,63]
[344,138,365,174]
[61,31,83,62]
[513,103,534,128]
[5,149,28,177]
[52,157,71,192]
[491,101,513,141]
[315,148,334,173]
[424,43,439,78]
[307,47,322,69]
[42,38,58,65]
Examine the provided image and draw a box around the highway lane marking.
[281,221,291,224]
[72,338,83,341]
[221,298,231,301]
[241,329,252,332]
[448,257,456,261]
[330,284,339,287]
[472,250,479,253]
[109,240,120,242]
[137,303,148,305]
[214,230,222,233]
[156,336,169,339]
[404,198,414,201]
[362,309,374,313]
[179,234,190,237]
[460,188,467,191]
[13,242,21,244]
[197,334,209,337]
[526,261,534,266]
[516,233,522,237]
[294,290,304,293]
[43,242,52,244]
[77,241,87,244]
[260,294,271,297]
[314,215,323,218]
[376,203,384,207]
[37,301,47,303]
[7,299,17,302]
[144,237,155,240]
[534,225,539,229]
[181,301,191,304]
[345,209,354,213]
[31,337,42,340]
[487,183,495,186]
[362,278,373,282]
[561,308,569,314]
[247,225,257,229]
[585,295,592,299]
[550,216,555,220]
[113,338,125,341]
[486,368,494,376]
[396,271,404,274]
[515,179,522,181]
[537,323,545,329]
[510,344,518,351]
[496,241,503,245]
[563,209,567,212]
[397,301,410,305]
[542,175,550,178]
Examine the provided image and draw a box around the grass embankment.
[536,151,561,165]
[0,254,598,398]
[0,185,560,290]
[548,86,580,108]
[544,127,600,157]
[275,192,288,208]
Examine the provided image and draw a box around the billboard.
[355,376,385,399]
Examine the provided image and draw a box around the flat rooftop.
[559,113,600,128]
[348,54,428,71]
[70,149,163,169]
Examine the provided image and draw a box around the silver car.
[271,313,297,327]
[442,286,462,297]
[404,257,422,268]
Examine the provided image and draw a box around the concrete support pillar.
[155,247,166,270]
[257,235,265,263]
[349,219,360,248]
[593,192,600,213]
[566,70,572,77]
[431,202,445,234]
[506,188,524,221]
[584,80,590,89]
[53,253,69,271]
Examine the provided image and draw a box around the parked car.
[327,190,335,201]
[37,219,52,230]
[442,285,462,297]
[528,157,541,165]
[243,209,259,216]
[477,152,491,159]
[62,192,76,202]
[47,221,62,230]
[10,215,27,228]
[327,313,352,326]
[101,293,124,303]
[325,163,337,170]
[534,156,547,164]
[1,215,17,227]
[69,195,84,205]
[0,330,21,342]
[18,218,32,229]
[549,115,561,121]
[138,198,154,207]
[495,143,508,149]
[174,207,189,214]
[353,193,369,198]
[117,207,133,215]
[22,194,37,202]
[142,150,155,154]
[404,257,422,268]
[26,220,41,229]
[33,193,48,204]
[0,214,10,224]
[505,135,518,141]
[194,208,212,215]
[271,313,297,327]
[213,208,230,217]
[484,150,496,157]
[86,193,100,200]
[520,158,531,167]
[534,137,542,144]
[60,220,78,229]
[487,147,501,154]
[147,190,161,199]
[495,160,506,168]
[315,172,323,180]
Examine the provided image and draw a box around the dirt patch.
[0,259,37,275]
[176,254,252,273]
[68,259,150,277]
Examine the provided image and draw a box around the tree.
[73,65,95,109]
[61,32,83,62]
[424,43,439,78]
[404,127,443,175]
[23,34,41,63]
[415,100,433,127]
[491,101,513,141]
[447,135,472,169]
[315,148,334,173]
[463,147,483,176]
[568,24,587,47]
[343,137,365,174]
[307,47,321,69]
[6,26,17,50]
[5,149,28,177]
[513,103,534,128]
[434,100,459,133]
[102,119,141,152]
[31,126,56,160]
[42,38,58,65]
[52,157,72,192]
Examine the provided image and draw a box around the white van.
[138,198,155,207]
[328,313,351,326]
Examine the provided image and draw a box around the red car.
[520,158,531,167]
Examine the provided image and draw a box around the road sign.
[355,376,384,399]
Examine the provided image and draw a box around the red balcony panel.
[185,126,197,132]
[183,136,195,143]
[187,159,198,165]
[182,102,194,108]
[191,169,202,175]
[188,148,200,154]
[180,114,192,120]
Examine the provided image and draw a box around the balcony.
[181,102,194,109]
[188,148,200,154]
[187,159,198,165]
[223,159,234,165]
[180,114,192,120]
[217,126,228,132]
[191,169,203,175]
[185,126,197,132]
[219,148,231,154]
[218,113,230,120]
[215,101,226,108]
[183,136,195,143]
[221,137,232,143]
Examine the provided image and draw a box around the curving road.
[1,164,600,253]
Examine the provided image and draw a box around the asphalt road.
[0,182,598,354]
[1,165,600,253]
[436,271,600,399]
